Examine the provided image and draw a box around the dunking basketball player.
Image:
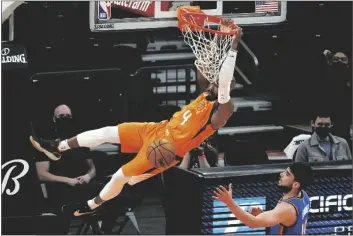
[31,29,243,216]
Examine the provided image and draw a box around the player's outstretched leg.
[30,126,120,161]
[62,167,131,216]
[62,138,178,216]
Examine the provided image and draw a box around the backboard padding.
[90,1,287,32]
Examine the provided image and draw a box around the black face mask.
[54,117,75,139]
[332,61,348,68]
[315,126,331,140]
[331,62,349,75]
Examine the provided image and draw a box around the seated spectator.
[295,113,352,162]
[179,138,218,169]
[34,104,119,234]
[321,50,352,147]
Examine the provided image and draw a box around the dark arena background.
[1,1,352,235]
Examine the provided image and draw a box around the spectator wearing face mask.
[35,105,97,193]
[33,105,130,234]
[294,113,352,162]
[33,104,99,233]
[322,50,352,146]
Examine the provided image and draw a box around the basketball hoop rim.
[178,12,239,36]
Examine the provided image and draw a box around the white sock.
[87,199,100,210]
[58,139,70,151]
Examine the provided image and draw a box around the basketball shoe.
[30,136,62,161]
[62,202,98,217]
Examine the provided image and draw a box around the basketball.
[147,139,176,169]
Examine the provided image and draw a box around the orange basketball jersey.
[165,92,217,156]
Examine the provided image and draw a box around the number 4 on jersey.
[180,110,192,125]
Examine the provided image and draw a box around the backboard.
[90,1,287,32]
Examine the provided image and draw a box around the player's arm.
[211,29,242,129]
[210,92,234,129]
[213,183,297,228]
[196,69,210,92]
[225,201,296,228]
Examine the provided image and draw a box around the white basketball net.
[181,16,236,83]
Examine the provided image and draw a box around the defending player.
[213,162,314,235]
[30,29,243,216]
